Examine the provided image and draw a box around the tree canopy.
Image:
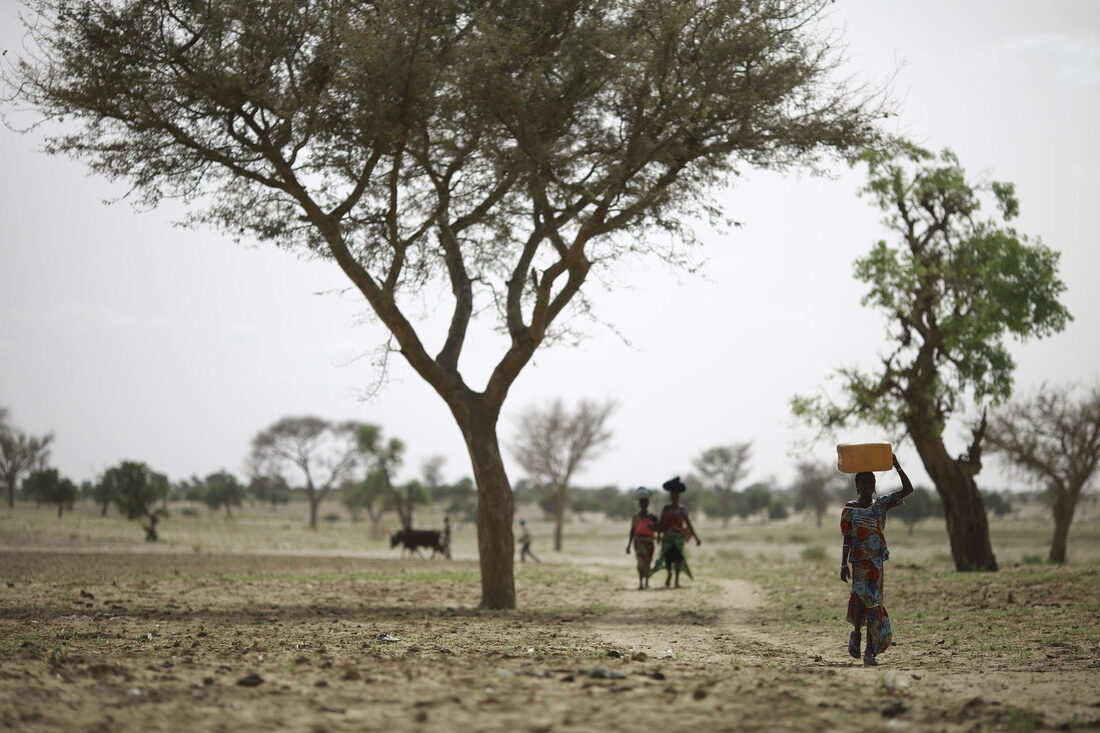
[7,0,883,608]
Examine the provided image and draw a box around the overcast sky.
[2,1,1098,497]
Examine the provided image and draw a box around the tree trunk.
[4,474,14,508]
[452,399,515,610]
[144,514,159,542]
[1049,499,1076,564]
[554,486,565,552]
[57,503,63,519]
[913,434,998,571]
[307,489,319,530]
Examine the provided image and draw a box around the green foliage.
[22,468,78,517]
[247,474,291,507]
[202,471,245,515]
[740,482,774,520]
[983,490,1014,518]
[792,147,1071,439]
[102,461,169,541]
[441,477,478,523]
[800,545,826,561]
[892,486,943,533]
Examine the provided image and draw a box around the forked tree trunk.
[452,399,515,610]
[1049,499,1076,564]
[914,435,998,571]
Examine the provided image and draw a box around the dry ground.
[2,502,1099,731]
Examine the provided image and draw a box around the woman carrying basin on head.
[840,453,913,666]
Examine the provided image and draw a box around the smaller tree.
[202,471,245,516]
[103,461,168,541]
[693,443,753,527]
[421,456,448,504]
[740,482,774,523]
[23,468,78,518]
[791,460,841,528]
[0,408,54,508]
[442,477,478,523]
[250,417,364,530]
[511,398,616,551]
[987,384,1100,563]
[340,473,392,536]
[247,474,291,509]
[892,486,943,535]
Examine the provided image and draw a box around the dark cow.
[390,528,450,559]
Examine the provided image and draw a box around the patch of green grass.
[800,545,827,562]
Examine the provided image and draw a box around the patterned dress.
[650,503,693,579]
[631,512,659,574]
[841,493,903,655]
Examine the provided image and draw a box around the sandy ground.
[2,547,1098,732]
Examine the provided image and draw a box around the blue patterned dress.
[841,493,903,655]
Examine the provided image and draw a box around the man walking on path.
[517,519,541,563]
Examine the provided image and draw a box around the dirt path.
[585,573,783,664]
[581,564,1100,731]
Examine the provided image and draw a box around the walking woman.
[840,454,912,665]
[650,477,702,588]
[626,487,659,589]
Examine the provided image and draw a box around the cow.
[390,528,450,559]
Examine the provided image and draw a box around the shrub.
[801,545,827,561]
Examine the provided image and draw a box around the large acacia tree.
[793,147,1071,571]
[7,0,880,608]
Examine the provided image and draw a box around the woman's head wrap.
[662,476,687,493]
[633,486,653,499]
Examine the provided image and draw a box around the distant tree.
[421,456,448,503]
[246,474,291,509]
[595,485,635,521]
[569,485,628,519]
[23,468,78,518]
[392,479,432,529]
[442,477,478,524]
[202,471,245,516]
[340,472,391,537]
[791,460,840,528]
[793,147,1071,572]
[103,461,169,541]
[987,384,1100,563]
[90,476,115,517]
[983,490,1014,518]
[512,399,615,551]
[173,476,207,503]
[693,443,752,527]
[251,417,363,530]
[892,486,943,535]
[768,500,789,521]
[740,482,774,522]
[0,408,54,507]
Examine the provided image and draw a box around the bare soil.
[2,548,1099,732]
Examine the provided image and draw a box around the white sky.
[2,1,1098,495]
